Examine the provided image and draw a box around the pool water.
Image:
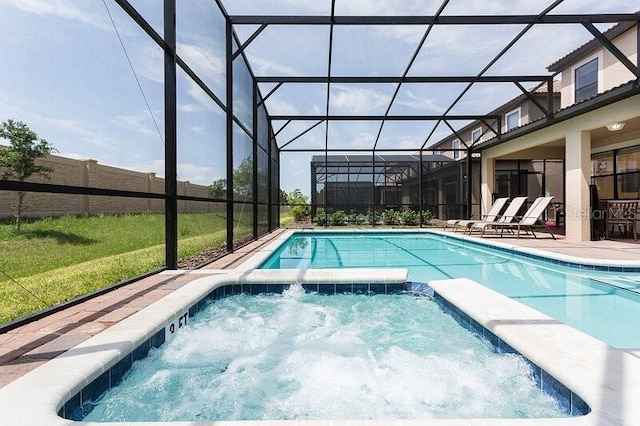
[82,286,566,421]
[261,232,640,348]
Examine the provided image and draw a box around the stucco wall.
[559,27,638,108]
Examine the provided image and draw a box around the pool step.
[589,276,640,296]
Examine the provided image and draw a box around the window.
[591,146,640,199]
[592,153,613,176]
[471,127,482,143]
[616,147,640,173]
[452,139,460,159]
[505,108,520,131]
[575,58,598,103]
[616,147,640,197]
[433,150,441,156]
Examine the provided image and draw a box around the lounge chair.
[444,197,509,231]
[468,196,528,236]
[489,196,556,240]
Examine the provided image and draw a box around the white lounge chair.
[468,196,528,236]
[489,196,556,240]
[444,197,509,232]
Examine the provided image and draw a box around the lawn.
[0,211,290,324]
[0,213,228,323]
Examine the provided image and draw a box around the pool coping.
[1,229,639,425]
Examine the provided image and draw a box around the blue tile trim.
[369,283,386,294]
[353,283,370,294]
[439,233,640,273]
[335,283,353,293]
[433,293,590,416]
[318,283,336,294]
[302,283,318,293]
[60,326,168,420]
[63,283,439,421]
[264,231,640,273]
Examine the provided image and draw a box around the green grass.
[280,208,294,227]
[0,213,232,323]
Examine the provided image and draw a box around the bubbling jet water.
[282,282,305,299]
[83,291,567,422]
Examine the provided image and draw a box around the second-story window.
[471,127,482,144]
[452,139,460,159]
[505,108,520,131]
[575,58,598,103]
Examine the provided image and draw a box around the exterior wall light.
[605,122,625,131]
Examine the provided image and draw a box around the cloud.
[5,0,112,31]
[249,56,300,76]
[396,90,445,113]
[264,96,300,116]
[135,44,164,84]
[44,117,116,151]
[179,75,225,116]
[178,103,199,113]
[111,110,162,139]
[350,132,376,149]
[177,42,225,81]
[176,162,224,185]
[331,86,390,114]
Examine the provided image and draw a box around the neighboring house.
[310,154,453,217]
[419,82,562,220]
[428,81,561,160]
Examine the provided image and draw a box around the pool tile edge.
[429,277,640,426]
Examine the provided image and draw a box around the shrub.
[383,209,399,226]
[421,209,434,225]
[329,210,347,226]
[400,209,418,226]
[347,210,358,224]
[290,204,310,221]
[287,189,311,221]
[314,210,327,226]
[366,208,379,225]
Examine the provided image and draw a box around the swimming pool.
[80,287,569,421]
[1,230,640,426]
[260,231,640,349]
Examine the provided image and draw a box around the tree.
[233,157,253,198]
[207,158,254,201]
[0,119,56,231]
[287,188,310,221]
[208,178,226,199]
[279,188,288,205]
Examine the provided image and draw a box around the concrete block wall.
[0,150,216,218]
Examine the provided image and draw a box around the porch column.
[480,155,495,216]
[565,130,591,241]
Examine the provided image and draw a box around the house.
[421,82,562,220]
[476,20,640,241]
[310,154,453,217]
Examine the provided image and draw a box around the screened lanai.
[0,1,639,325]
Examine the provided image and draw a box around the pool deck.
[1,226,639,424]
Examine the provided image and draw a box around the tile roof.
[547,21,637,72]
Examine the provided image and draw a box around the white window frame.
[471,127,482,143]
[452,139,461,159]
[505,107,521,132]
[570,51,603,105]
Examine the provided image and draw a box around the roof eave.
[473,81,640,152]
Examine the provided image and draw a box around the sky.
[0,0,636,197]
